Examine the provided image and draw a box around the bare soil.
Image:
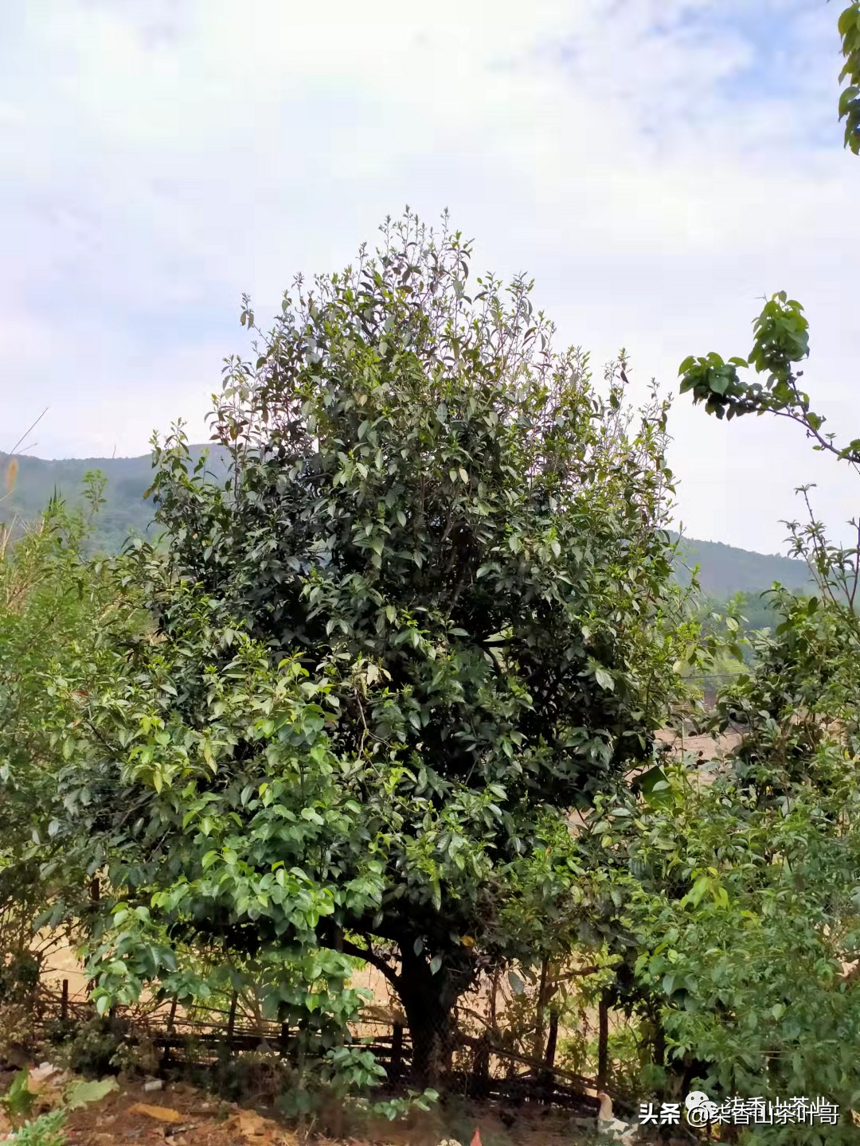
[1,1073,602,1146]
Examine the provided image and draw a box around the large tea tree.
[59,214,689,1082]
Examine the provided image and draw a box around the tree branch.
[338,935,400,988]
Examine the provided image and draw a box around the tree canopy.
[46,213,691,1083]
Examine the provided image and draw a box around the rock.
[143,1079,164,1092]
[28,1062,61,1088]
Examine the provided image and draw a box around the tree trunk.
[652,1017,665,1067]
[401,985,453,1086]
[397,947,457,1087]
[544,1008,559,1070]
[533,957,549,1062]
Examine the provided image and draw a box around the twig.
[7,408,49,458]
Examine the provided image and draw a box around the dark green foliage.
[151,214,683,799]
[2,446,811,600]
[58,1016,131,1078]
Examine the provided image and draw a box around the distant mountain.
[1,449,812,600]
[0,447,227,554]
[672,534,812,597]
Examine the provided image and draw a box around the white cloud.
[1,0,857,552]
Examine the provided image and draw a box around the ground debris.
[221,1107,298,1143]
[0,1073,608,1146]
[127,1103,186,1124]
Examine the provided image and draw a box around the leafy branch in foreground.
[837,2,860,154]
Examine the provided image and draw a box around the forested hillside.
[0,447,228,553]
[672,533,812,595]
[1,447,812,598]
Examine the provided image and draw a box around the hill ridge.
[1,449,812,597]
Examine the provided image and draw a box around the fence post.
[390,1022,404,1082]
[227,991,238,1042]
[329,928,345,1140]
[473,1032,491,1100]
[87,877,100,1004]
[160,997,178,1073]
[597,997,609,1090]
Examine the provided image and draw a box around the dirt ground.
[654,727,741,775]
[64,1081,300,1146]
[1,1073,603,1146]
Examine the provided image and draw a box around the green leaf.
[508,970,524,996]
[684,876,710,908]
[65,1078,119,1111]
[1,1070,35,1118]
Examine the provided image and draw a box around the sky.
[1,0,857,554]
